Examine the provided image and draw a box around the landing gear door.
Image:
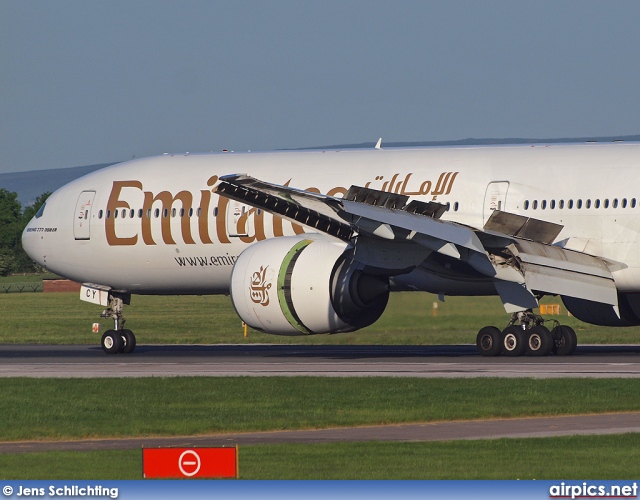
[74,191,96,240]
[226,200,255,238]
[483,181,509,225]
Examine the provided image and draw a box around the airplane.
[21,141,640,356]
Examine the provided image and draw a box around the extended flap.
[508,240,617,306]
[484,210,563,244]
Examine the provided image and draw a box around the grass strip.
[2,434,640,479]
[1,377,639,441]
[3,291,640,345]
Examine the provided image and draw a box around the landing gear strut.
[99,293,136,354]
[476,310,576,357]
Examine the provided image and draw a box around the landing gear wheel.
[502,325,526,356]
[101,330,123,355]
[120,329,137,354]
[552,325,577,356]
[476,326,502,356]
[526,325,554,356]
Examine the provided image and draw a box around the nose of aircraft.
[21,201,49,268]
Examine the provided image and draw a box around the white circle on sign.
[178,450,201,477]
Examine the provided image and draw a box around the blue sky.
[2,0,640,173]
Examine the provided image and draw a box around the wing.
[214,174,620,315]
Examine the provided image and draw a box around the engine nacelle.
[562,293,640,327]
[230,236,389,335]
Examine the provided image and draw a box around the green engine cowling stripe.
[277,239,313,334]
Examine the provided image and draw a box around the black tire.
[101,330,123,355]
[120,329,136,354]
[552,325,577,356]
[526,325,554,356]
[502,325,526,356]
[476,326,502,356]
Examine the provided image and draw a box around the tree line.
[0,189,50,276]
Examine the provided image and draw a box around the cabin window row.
[523,198,637,211]
[97,207,229,219]
[98,202,461,220]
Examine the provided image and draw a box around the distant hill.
[300,134,640,150]
[0,163,116,206]
[3,134,640,207]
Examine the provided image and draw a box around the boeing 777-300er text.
[21,142,640,356]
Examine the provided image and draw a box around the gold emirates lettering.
[104,171,459,246]
[106,177,220,247]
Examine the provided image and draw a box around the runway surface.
[1,343,640,378]
[2,344,640,453]
[2,412,639,453]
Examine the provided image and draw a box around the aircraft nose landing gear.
[476,310,576,357]
[99,293,136,354]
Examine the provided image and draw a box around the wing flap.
[484,210,563,244]
[505,240,618,307]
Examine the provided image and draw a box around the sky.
[2,0,640,173]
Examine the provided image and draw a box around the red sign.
[143,447,238,479]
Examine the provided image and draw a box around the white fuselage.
[22,143,640,295]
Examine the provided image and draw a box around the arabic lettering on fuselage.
[363,172,459,198]
[104,171,458,246]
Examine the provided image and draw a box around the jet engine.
[562,293,640,327]
[230,236,390,335]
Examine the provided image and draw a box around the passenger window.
[154,208,160,218]
[595,199,600,209]
[559,200,564,209]
[586,199,591,209]
[454,202,459,212]
[107,210,111,219]
[550,200,556,209]
[121,209,126,218]
[532,200,538,210]
[577,199,582,209]
[524,200,529,210]
[98,210,103,219]
[189,208,194,217]
[163,209,168,218]
[541,200,547,210]
[568,200,573,209]
[613,199,619,208]
[138,209,143,218]
[197,208,202,217]
[604,199,609,208]
[114,210,118,219]
[632,198,637,208]
[130,209,134,218]
[172,208,176,217]
[622,199,628,208]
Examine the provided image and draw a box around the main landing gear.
[99,293,136,354]
[476,310,577,357]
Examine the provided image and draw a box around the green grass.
[2,291,640,344]
[0,273,59,293]
[0,273,59,284]
[2,434,640,479]
[0,377,639,441]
